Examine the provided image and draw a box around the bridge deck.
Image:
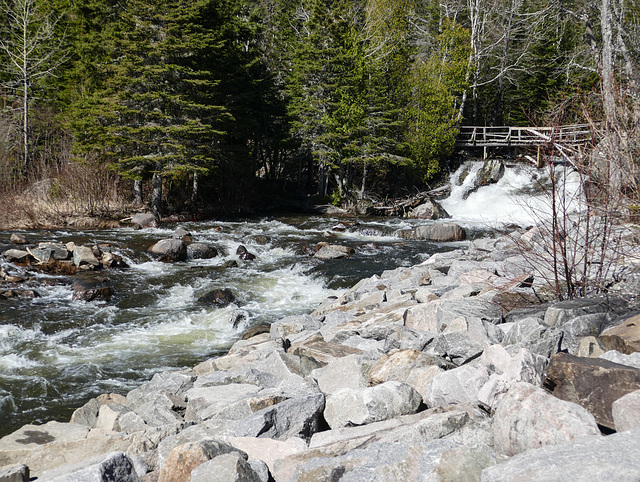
[456,124,593,148]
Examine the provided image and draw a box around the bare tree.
[0,0,67,175]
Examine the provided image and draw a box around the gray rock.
[0,463,28,482]
[247,459,271,482]
[492,382,600,457]
[323,381,422,429]
[184,383,261,423]
[2,249,32,263]
[270,314,322,341]
[130,213,157,228]
[31,243,71,262]
[147,239,187,262]
[190,452,262,482]
[187,243,218,260]
[9,233,28,245]
[235,392,326,442]
[437,299,503,328]
[407,199,450,220]
[72,246,101,268]
[38,451,142,482]
[481,428,640,482]
[398,223,466,242]
[600,350,640,369]
[542,296,627,328]
[311,354,374,395]
[429,330,485,366]
[612,389,640,432]
[501,317,562,358]
[424,364,489,408]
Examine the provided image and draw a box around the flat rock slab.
[481,428,640,481]
[543,352,640,430]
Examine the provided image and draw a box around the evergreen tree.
[70,0,232,218]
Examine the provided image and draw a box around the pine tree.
[70,0,232,218]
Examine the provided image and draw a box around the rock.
[476,158,505,187]
[234,391,326,441]
[313,244,354,260]
[323,381,422,429]
[612,389,640,432]
[172,227,192,243]
[407,199,450,220]
[270,314,322,341]
[197,288,235,308]
[0,463,29,482]
[424,364,489,408]
[190,451,262,482]
[9,233,28,245]
[70,393,127,428]
[501,317,562,358]
[73,246,101,269]
[481,428,640,481]
[368,349,444,399]
[131,213,157,228]
[38,451,142,482]
[2,249,33,264]
[236,245,256,261]
[600,350,640,369]
[401,223,466,242]
[187,243,218,260]
[240,324,271,340]
[543,351,640,430]
[71,276,113,302]
[220,436,306,478]
[437,298,503,328]
[311,354,374,395]
[600,313,640,354]
[30,243,71,262]
[157,439,240,482]
[492,382,600,457]
[147,239,187,262]
[428,330,485,366]
[101,251,129,269]
[542,296,627,329]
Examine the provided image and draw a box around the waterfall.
[440,160,584,227]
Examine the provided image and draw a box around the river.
[0,160,577,437]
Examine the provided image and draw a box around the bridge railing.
[456,124,594,147]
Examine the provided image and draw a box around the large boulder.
[492,382,600,457]
[481,428,640,481]
[612,389,640,432]
[72,245,101,269]
[398,223,466,242]
[37,451,143,482]
[600,313,640,354]
[147,239,187,262]
[543,352,640,430]
[157,439,241,482]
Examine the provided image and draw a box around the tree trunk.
[133,179,143,206]
[191,172,199,205]
[151,167,162,221]
[600,0,616,127]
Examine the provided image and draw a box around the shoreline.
[2,228,640,480]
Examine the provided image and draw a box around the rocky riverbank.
[2,227,640,481]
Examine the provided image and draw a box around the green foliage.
[406,20,470,182]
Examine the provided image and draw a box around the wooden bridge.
[456,124,595,161]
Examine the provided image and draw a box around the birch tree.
[0,0,67,175]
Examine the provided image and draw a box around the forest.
[0,0,638,222]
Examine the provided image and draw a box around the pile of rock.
[2,231,640,481]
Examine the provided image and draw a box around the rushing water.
[0,214,481,436]
[0,160,579,437]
